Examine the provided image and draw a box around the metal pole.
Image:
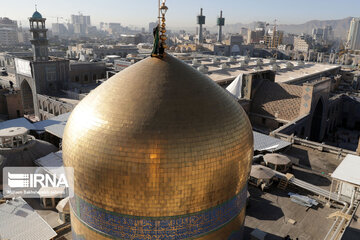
[328,178,334,203]
[158,0,161,26]
[199,8,203,44]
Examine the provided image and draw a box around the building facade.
[294,35,311,53]
[0,17,18,45]
[15,11,70,120]
[70,14,91,36]
[347,18,360,51]
[312,26,334,44]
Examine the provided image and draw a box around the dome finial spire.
[151,0,168,58]
[35,3,37,11]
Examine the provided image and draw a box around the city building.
[148,21,157,33]
[67,43,138,59]
[100,22,124,35]
[225,34,244,55]
[347,18,360,50]
[264,29,283,48]
[17,25,31,44]
[0,88,24,119]
[247,28,265,45]
[312,26,334,44]
[69,61,106,84]
[70,13,91,36]
[14,10,71,120]
[294,35,311,53]
[0,17,18,45]
[52,23,68,36]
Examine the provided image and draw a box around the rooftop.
[283,144,343,175]
[0,127,27,137]
[331,154,360,185]
[245,186,338,240]
[181,55,340,85]
[251,81,303,122]
[0,197,57,240]
[0,118,35,130]
[253,131,291,152]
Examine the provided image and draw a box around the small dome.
[32,11,43,19]
[0,138,57,186]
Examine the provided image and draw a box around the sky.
[1,0,360,29]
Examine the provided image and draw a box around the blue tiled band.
[71,186,247,239]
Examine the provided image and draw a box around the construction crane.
[270,19,279,59]
[48,16,70,25]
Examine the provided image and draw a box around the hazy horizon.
[1,0,359,30]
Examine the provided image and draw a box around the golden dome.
[63,54,253,239]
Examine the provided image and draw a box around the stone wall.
[37,94,74,120]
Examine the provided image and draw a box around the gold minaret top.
[63,2,253,239]
[152,0,168,57]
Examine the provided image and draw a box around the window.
[249,176,258,185]
[45,198,53,207]
[93,74,97,81]
[300,127,305,136]
[84,75,88,82]
[262,118,266,125]
[55,198,61,205]
[277,165,285,172]
[16,110,20,117]
[75,76,79,82]
[267,163,275,170]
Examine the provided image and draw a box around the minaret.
[29,6,48,61]
[197,8,206,44]
[217,10,225,43]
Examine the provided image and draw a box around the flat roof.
[284,144,342,174]
[331,154,360,185]
[35,151,63,168]
[0,117,35,130]
[188,57,340,84]
[245,186,338,239]
[45,122,66,139]
[253,131,291,152]
[33,112,70,131]
[0,197,57,240]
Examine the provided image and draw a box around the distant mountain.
[278,17,353,38]
[221,17,353,40]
